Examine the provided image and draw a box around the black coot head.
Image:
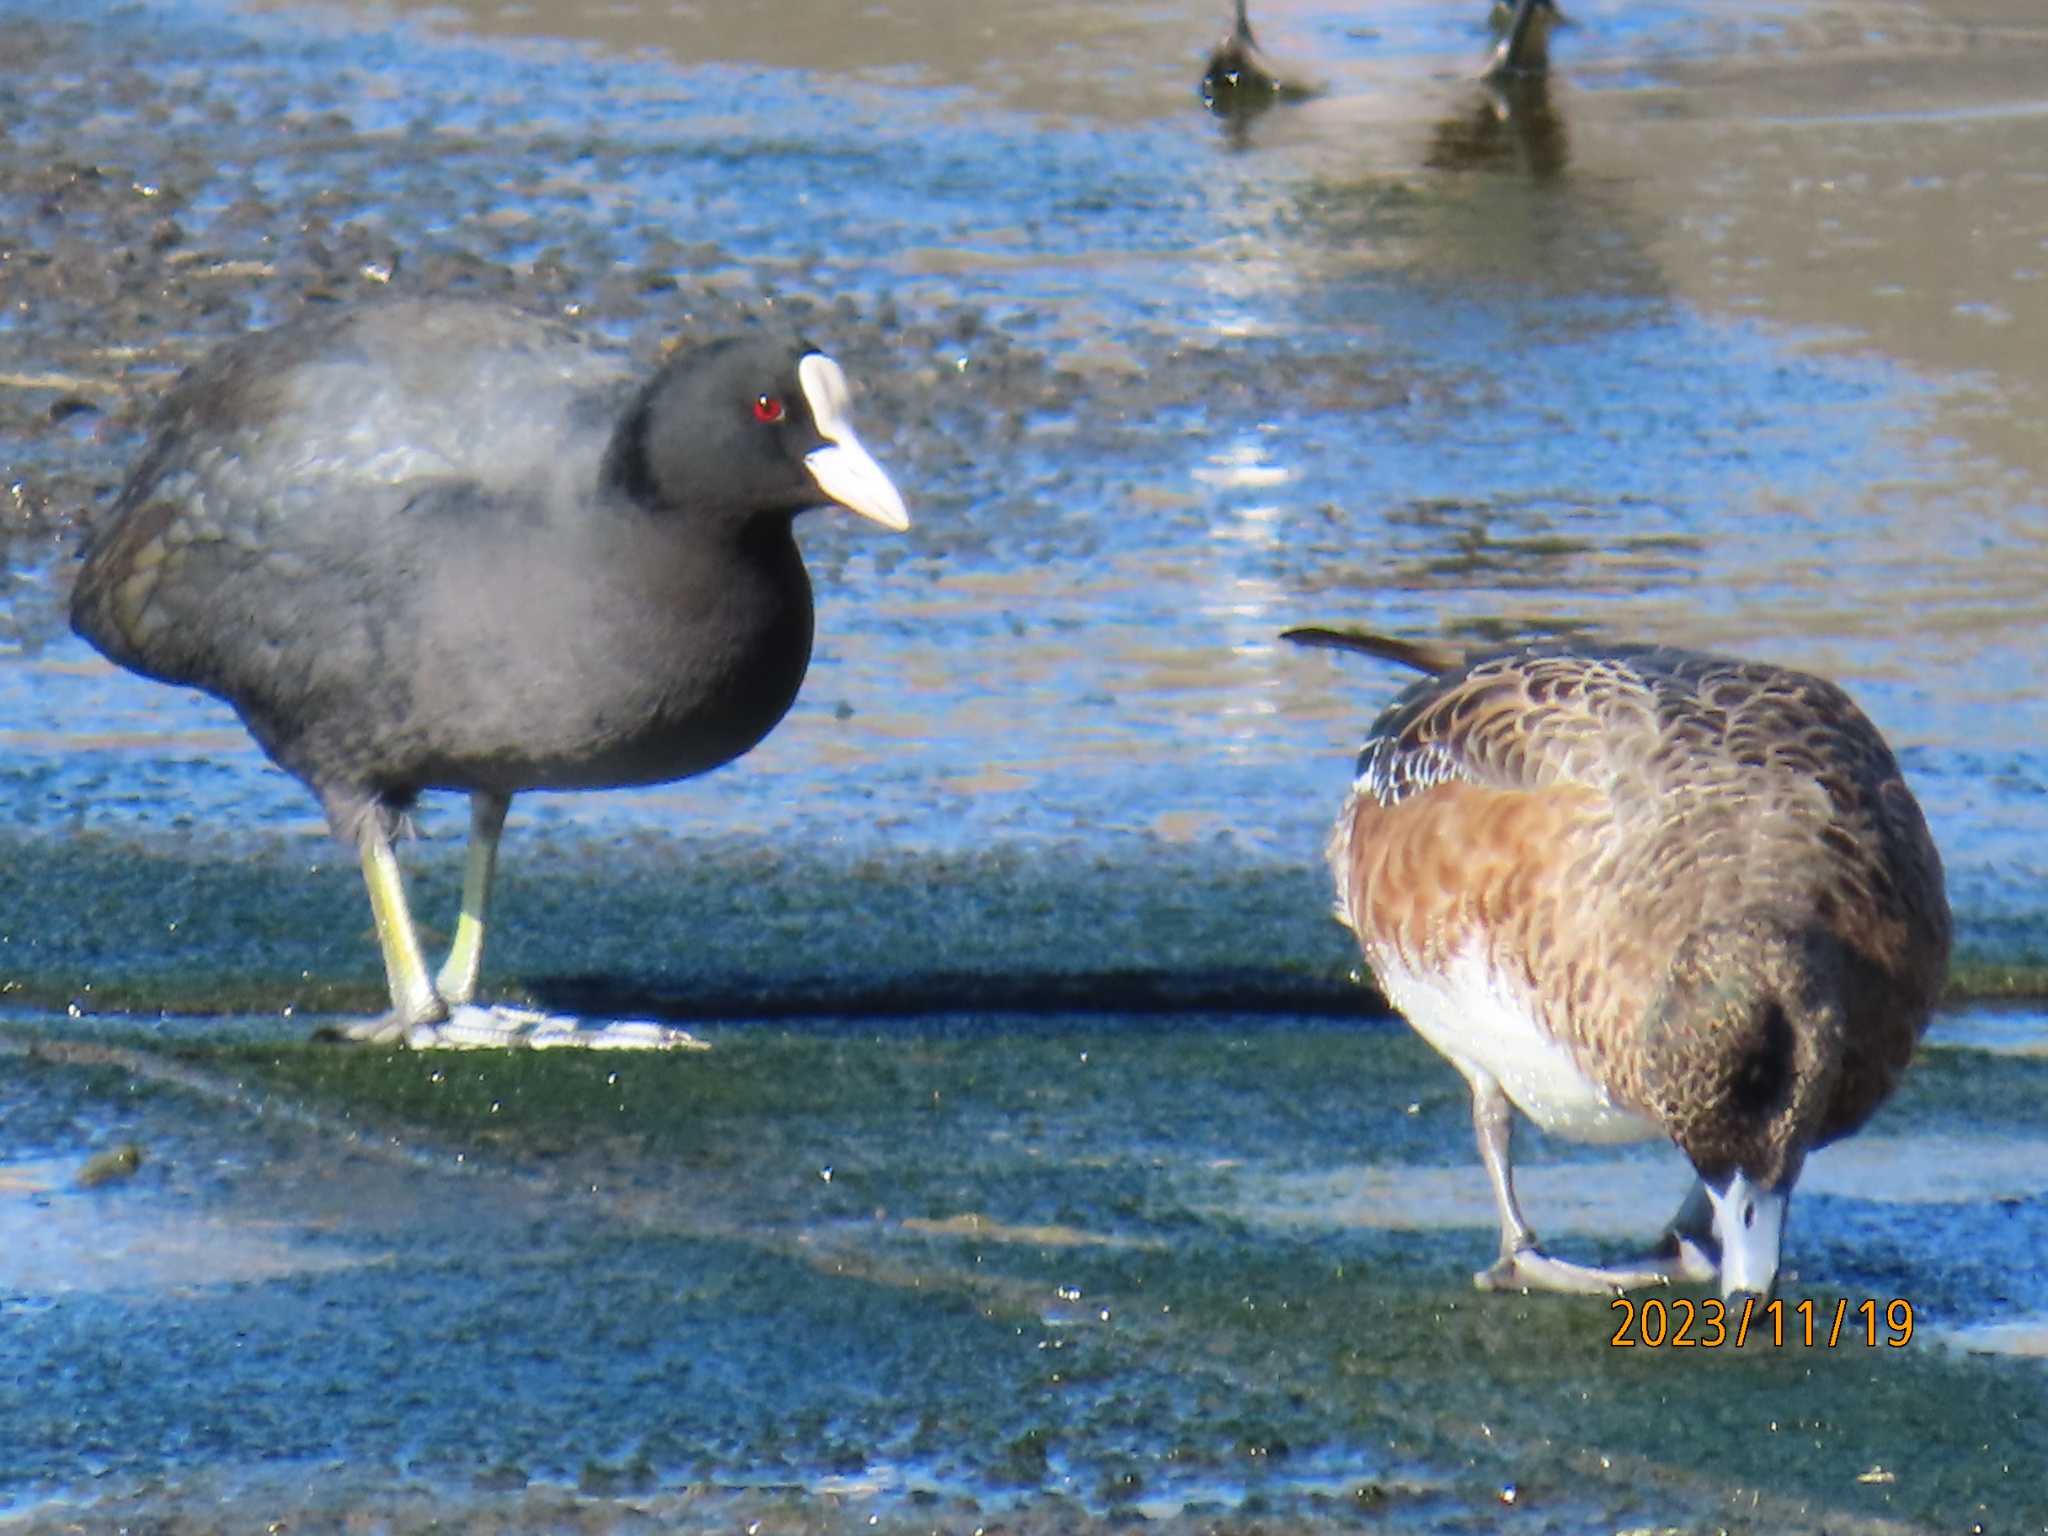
[604,334,909,532]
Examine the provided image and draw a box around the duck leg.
[1466,1070,1674,1294]
[1484,0,1557,78]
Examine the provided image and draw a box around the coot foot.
[313,1010,421,1047]
[409,1004,710,1051]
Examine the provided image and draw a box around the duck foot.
[1646,1180,1730,1287]
[322,1004,710,1051]
[1475,1245,1675,1295]
[1648,1230,1720,1286]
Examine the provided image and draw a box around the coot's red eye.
[753,394,786,424]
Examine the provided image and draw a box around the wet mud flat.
[9,814,2046,1531]
[4,1008,2048,1535]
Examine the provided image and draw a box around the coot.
[72,298,909,1048]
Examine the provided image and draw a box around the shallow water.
[3,0,2045,936]
[2,0,2047,1527]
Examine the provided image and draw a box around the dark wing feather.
[72,299,624,694]
[1353,643,1663,807]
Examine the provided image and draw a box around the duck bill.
[799,352,910,532]
[1705,1169,1787,1301]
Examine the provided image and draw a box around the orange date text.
[1609,1295,1914,1349]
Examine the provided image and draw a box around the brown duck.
[1285,627,1950,1297]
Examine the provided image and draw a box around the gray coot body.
[1285,627,1950,1297]
[72,298,909,1048]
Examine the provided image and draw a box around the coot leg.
[337,794,707,1051]
[413,792,708,1051]
[347,813,449,1042]
[434,791,511,1006]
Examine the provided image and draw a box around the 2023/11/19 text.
[1610,1296,1915,1349]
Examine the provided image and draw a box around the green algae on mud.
[0,826,1363,1022]
[4,1,2047,1035]
[5,1013,2047,1532]
[6,831,2046,1029]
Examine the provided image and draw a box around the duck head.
[1639,915,1855,1299]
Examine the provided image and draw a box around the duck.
[1200,0,1311,117]
[1283,626,1950,1297]
[71,297,909,1048]
[1485,0,1561,78]
[1201,0,1558,114]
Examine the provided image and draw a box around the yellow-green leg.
[434,791,510,1006]
[347,813,446,1042]
[334,792,706,1052]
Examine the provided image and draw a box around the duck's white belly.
[1373,944,1661,1145]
